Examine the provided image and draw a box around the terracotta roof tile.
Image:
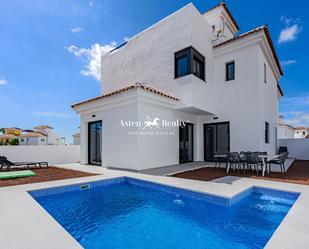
[33,125,53,129]
[204,2,239,31]
[19,132,47,137]
[71,83,179,108]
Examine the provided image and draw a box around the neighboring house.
[72,2,283,170]
[294,127,309,139]
[278,116,295,139]
[19,132,48,145]
[33,125,62,145]
[17,125,63,145]
[0,127,22,145]
[72,132,80,145]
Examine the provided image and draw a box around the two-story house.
[72,2,283,170]
[19,125,63,145]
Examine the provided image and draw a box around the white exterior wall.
[73,135,80,145]
[257,46,279,154]
[78,89,207,170]
[278,139,309,160]
[19,136,47,146]
[101,4,216,114]
[205,44,261,152]
[294,129,308,138]
[47,131,62,145]
[0,145,80,165]
[278,125,295,139]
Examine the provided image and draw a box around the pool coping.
[0,164,309,249]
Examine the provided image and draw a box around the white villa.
[19,125,63,146]
[278,116,295,139]
[72,2,283,171]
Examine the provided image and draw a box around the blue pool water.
[29,177,299,249]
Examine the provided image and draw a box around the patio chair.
[0,156,48,171]
[227,152,242,172]
[267,152,289,175]
[214,155,227,170]
[245,152,260,175]
[278,146,288,154]
[241,151,252,174]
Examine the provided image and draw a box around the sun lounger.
[0,156,48,171]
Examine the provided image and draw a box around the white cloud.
[70,27,84,33]
[281,93,309,107]
[285,112,309,126]
[32,111,73,118]
[67,42,116,81]
[281,60,296,66]
[278,17,302,44]
[0,78,7,85]
[124,37,130,42]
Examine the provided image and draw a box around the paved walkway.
[139,161,215,176]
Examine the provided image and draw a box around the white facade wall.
[278,125,295,139]
[294,129,308,139]
[47,131,62,145]
[257,46,279,153]
[73,135,80,145]
[205,44,261,153]
[0,145,80,165]
[278,139,309,160]
[101,4,216,114]
[19,136,47,146]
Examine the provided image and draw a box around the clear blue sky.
[0,0,308,142]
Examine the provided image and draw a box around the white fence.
[278,139,309,160]
[0,145,80,165]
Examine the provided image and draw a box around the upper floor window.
[264,63,267,83]
[226,61,235,81]
[265,122,270,144]
[175,47,205,81]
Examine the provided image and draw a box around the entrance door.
[88,121,102,165]
[204,122,229,161]
[179,123,194,163]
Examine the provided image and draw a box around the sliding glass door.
[204,122,230,161]
[179,123,194,163]
[88,121,102,165]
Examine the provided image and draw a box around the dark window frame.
[226,61,235,81]
[264,63,267,83]
[175,47,205,81]
[265,122,270,144]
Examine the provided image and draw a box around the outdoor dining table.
[214,154,281,177]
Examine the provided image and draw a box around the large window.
[226,61,235,81]
[175,47,205,81]
[265,122,270,144]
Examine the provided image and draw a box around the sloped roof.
[0,134,17,139]
[72,83,179,108]
[214,25,283,76]
[33,125,53,129]
[294,127,309,131]
[19,132,47,137]
[204,2,239,31]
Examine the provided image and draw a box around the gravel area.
[173,160,309,185]
[0,167,98,188]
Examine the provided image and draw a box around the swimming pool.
[29,177,299,249]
